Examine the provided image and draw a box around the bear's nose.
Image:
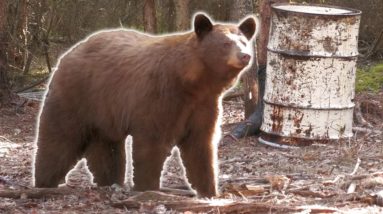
[239,53,251,65]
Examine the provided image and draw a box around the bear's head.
[193,13,256,80]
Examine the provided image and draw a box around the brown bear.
[33,13,256,197]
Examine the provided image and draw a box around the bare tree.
[231,0,289,138]
[174,0,190,31]
[228,0,258,118]
[158,0,176,33]
[144,0,157,33]
[0,0,12,106]
[230,0,253,22]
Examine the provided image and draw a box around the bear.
[33,13,256,198]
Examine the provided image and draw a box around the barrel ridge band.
[263,99,355,110]
[267,48,359,59]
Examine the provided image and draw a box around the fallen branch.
[112,199,304,213]
[220,176,269,184]
[353,127,382,135]
[0,187,74,199]
[290,190,337,198]
[310,192,358,205]
[362,155,383,161]
[222,183,270,198]
[317,192,383,207]
[159,187,196,197]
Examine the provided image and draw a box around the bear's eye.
[223,41,233,48]
[239,39,247,46]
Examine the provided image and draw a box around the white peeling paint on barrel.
[259,3,362,146]
[268,5,361,57]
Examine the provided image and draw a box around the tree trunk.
[143,0,157,34]
[0,0,12,106]
[229,0,257,118]
[165,0,176,32]
[174,0,190,31]
[256,0,291,67]
[230,0,289,139]
[230,0,254,22]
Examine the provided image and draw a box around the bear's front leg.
[132,135,172,191]
[177,105,219,198]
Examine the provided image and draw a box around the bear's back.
[46,29,185,135]
[50,30,159,93]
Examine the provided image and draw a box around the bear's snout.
[239,53,251,65]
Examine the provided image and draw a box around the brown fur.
[33,14,256,197]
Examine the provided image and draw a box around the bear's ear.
[238,16,256,40]
[194,13,213,39]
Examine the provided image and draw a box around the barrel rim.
[271,3,362,17]
[260,131,354,144]
[259,131,353,144]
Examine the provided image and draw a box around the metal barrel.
[259,3,362,147]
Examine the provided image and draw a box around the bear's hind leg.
[132,136,171,191]
[85,137,126,186]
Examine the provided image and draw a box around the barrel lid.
[272,3,362,17]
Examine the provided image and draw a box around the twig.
[347,182,357,194]
[364,28,383,59]
[14,29,53,93]
[376,190,383,206]
[220,157,253,164]
[0,136,13,143]
[223,134,239,142]
[14,75,50,93]
[350,158,361,176]
[323,175,344,185]
[354,102,373,128]
[43,40,52,73]
[0,176,30,189]
[223,91,244,100]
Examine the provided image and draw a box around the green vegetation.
[356,62,383,93]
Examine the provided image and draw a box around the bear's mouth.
[228,60,250,70]
[226,52,251,70]
[227,60,249,70]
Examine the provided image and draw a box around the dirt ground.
[0,91,382,213]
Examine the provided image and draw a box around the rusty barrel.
[259,3,362,147]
